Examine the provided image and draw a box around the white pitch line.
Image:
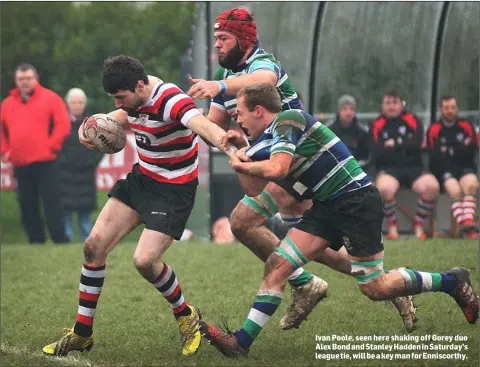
[1,342,96,367]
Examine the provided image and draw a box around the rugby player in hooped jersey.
[42,55,238,357]
[189,6,353,331]
[197,84,479,358]
[188,7,417,334]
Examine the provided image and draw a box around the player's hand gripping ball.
[83,114,126,154]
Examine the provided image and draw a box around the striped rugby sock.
[451,200,464,224]
[234,291,283,349]
[287,267,314,286]
[150,263,191,319]
[398,268,458,295]
[74,264,105,338]
[463,195,477,222]
[415,198,436,225]
[384,199,397,226]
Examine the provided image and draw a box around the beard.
[120,106,135,114]
[218,43,245,70]
[120,96,142,113]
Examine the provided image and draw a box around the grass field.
[1,238,478,367]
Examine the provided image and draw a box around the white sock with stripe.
[234,290,283,349]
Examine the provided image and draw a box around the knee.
[378,191,395,202]
[230,207,251,237]
[466,182,479,194]
[446,186,463,201]
[83,232,106,263]
[132,253,155,273]
[230,210,244,237]
[375,180,397,201]
[378,190,396,203]
[358,281,390,301]
[415,176,440,197]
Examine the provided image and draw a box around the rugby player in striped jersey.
[198,84,478,357]
[188,7,417,333]
[42,55,236,357]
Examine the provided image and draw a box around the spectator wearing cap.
[1,63,70,244]
[325,95,371,170]
[57,88,104,242]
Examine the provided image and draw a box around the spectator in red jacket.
[427,96,479,239]
[1,63,71,244]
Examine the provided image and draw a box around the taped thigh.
[241,190,279,218]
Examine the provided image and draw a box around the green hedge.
[0,191,143,244]
[1,187,210,244]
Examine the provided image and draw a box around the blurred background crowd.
[1,1,479,245]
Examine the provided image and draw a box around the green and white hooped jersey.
[246,109,372,201]
[211,47,302,122]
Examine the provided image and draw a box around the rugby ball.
[83,114,126,154]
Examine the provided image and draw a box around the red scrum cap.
[214,8,258,51]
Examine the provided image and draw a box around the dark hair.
[15,63,38,77]
[383,90,402,100]
[103,55,149,94]
[237,83,282,113]
[440,95,456,106]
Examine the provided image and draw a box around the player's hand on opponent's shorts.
[221,130,248,150]
[78,117,100,151]
[187,76,221,100]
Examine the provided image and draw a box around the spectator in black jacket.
[58,88,104,242]
[325,95,371,169]
[427,96,479,239]
[372,91,439,240]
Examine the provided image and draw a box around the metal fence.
[181,2,479,238]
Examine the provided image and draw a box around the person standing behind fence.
[58,88,104,242]
[1,63,70,244]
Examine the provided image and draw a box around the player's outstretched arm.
[188,70,277,99]
[196,105,233,149]
[186,113,237,157]
[221,70,277,97]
